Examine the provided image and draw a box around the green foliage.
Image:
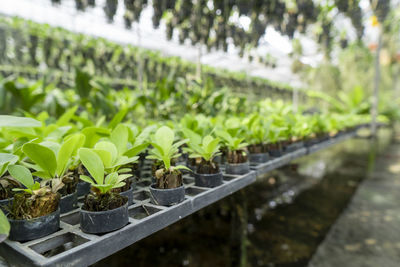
[78,148,131,194]
[0,210,10,242]
[22,133,85,179]
[0,153,18,177]
[147,126,188,170]
[186,135,221,162]
[7,164,40,195]
[216,129,248,151]
[0,115,41,128]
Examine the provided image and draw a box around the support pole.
[136,23,143,92]
[196,44,202,81]
[371,27,382,138]
[292,87,299,113]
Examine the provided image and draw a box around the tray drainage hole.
[129,205,161,220]
[29,233,89,257]
[61,211,80,226]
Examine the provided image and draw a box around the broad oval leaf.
[78,148,104,185]
[0,115,41,128]
[22,143,57,177]
[8,165,34,189]
[94,141,118,165]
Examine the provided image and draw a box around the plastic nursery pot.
[60,190,78,213]
[249,153,269,164]
[149,184,185,206]
[9,208,60,242]
[225,161,250,175]
[0,198,12,214]
[284,141,304,153]
[77,181,91,197]
[268,147,283,157]
[80,202,129,234]
[194,171,223,188]
[120,185,134,206]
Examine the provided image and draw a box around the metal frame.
[0,130,358,267]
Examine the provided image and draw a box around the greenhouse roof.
[0,0,306,87]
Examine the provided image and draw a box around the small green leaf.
[79,175,95,185]
[8,165,34,189]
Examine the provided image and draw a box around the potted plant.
[78,147,132,234]
[147,126,189,206]
[216,129,249,175]
[244,114,270,164]
[7,164,61,241]
[284,114,309,153]
[22,133,85,213]
[185,135,222,188]
[91,138,139,206]
[0,153,19,212]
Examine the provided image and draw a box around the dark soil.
[58,171,78,195]
[9,192,60,220]
[155,168,182,189]
[111,179,132,193]
[83,192,127,212]
[196,159,219,174]
[0,176,21,199]
[227,149,248,164]
[248,143,268,154]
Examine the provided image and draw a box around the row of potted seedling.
[0,111,372,242]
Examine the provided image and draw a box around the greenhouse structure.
[0,0,399,266]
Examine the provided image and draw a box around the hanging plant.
[75,0,88,11]
[104,0,118,23]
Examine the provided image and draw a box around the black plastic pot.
[149,184,185,206]
[60,191,78,213]
[80,202,129,234]
[269,148,283,157]
[225,162,250,175]
[284,141,304,153]
[120,185,133,206]
[77,181,91,197]
[194,171,223,188]
[0,198,12,214]
[304,138,319,147]
[9,209,60,242]
[249,153,269,163]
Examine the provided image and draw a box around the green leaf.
[94,141,118,165]
[8,165,34,189]
[0,115,41,128]
[56,106,78,126]
[32,171,53,180]
[56,134,85,177]
[78,148,104,185]
[110,124,128,155]
[0,153,18,177]
[155,126,174,156]
[79,175,95,185]
[22,143,57,178]
[93,149,113,168]
[104,172,118,185]
[108,108,128,129]
[0,209,9,242]
[173,165,192,172]
[124,143,148,157]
